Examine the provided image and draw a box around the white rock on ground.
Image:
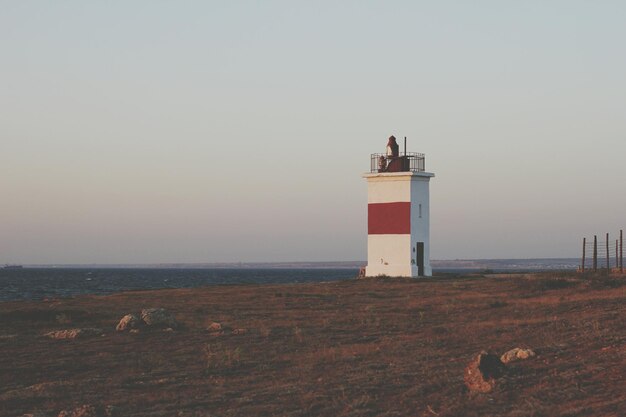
[115,314,140,331]
[44,328,103,340]
[500,347,536,364]
[140,308,178,328]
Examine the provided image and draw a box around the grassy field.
[1,273,625,416]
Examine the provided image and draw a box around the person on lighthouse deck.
[386,136,400,157]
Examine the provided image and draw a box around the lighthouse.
[363,136,434,277]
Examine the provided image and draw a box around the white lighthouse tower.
[363,136,434,277]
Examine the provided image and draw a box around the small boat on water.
[2,264,24,269]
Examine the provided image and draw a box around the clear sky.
[2,1,626,263]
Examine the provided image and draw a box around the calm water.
[0,268,359,302]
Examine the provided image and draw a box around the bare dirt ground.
[1,273,625,417]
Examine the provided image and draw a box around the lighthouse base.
[364,234,432,278]
[365,264,432,278]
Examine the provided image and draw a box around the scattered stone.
[464,351,506,393]
[129,329,140,334]
[207,322,222,332]
[140,308,178,328]
[231,328,247,335]
[207,322,226,336]
[57,405,97,417]
[57,405,118,417]
[501,347,536,364]
[115,314,140,331]
[45,328,103,340]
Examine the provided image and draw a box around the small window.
[419,204,422,218]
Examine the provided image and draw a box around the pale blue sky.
[1,1,625,263]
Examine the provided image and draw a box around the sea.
[0,268,359,302]
[0,258,580,302]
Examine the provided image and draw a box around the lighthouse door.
[416,242,425,277]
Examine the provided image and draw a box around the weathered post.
[593,235,597,272]
[581,237,586,273]
[606,233,610,275]
[616,240,619,273]
[621,230,623,274]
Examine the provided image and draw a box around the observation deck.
[370,152,425,173]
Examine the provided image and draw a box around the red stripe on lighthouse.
[368,202,411,234]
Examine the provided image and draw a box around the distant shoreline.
[6,258,580,270]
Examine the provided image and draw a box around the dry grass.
[0,273,625,416]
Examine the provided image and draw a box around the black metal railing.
[370,153,425,173]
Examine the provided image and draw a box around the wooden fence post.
[593,235,597,272]
[581,237,586,272]
[621,230,623,274]
[606,233,610,275]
